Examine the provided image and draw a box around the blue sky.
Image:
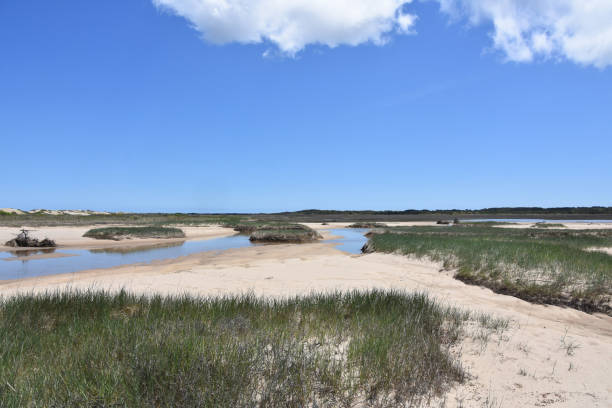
[1,0,611,212]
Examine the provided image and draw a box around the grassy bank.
[533,222,566,228]
[249,228,322,243]
[364,226,612,314]
[248,224,322,243]
[347,222,388,229]
[226,222,322,243]
[0,290,470,407]
[226,221,300,234]
[83,226,186,241]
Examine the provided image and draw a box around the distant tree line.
[280,207,612,216]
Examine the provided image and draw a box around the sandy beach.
[1,223,611,407]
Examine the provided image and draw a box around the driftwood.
[4,229,56,248]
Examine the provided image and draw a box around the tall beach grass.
[0,290,470,407]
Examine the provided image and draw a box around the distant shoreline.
[2,207,612,227]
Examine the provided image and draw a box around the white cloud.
[437,0,612,67]
[153,0,415,55]
[153,0,612,67]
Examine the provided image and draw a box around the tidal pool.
[324,228,369,254]
[0,228,370,281]
[0,234,253,281]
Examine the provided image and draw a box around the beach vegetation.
[83,226,186,241]
[249,225,322,243]
[363,225,612,314]
[347,222,388,229]
[533,222,566,228]
[0,290,472,407]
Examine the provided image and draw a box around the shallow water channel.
[325,228,368,254]
[0,229,369,281]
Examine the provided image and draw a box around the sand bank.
[0,225,235,251]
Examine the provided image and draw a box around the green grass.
[364,225,612,314]
[458,221,518,226]
[0,213,242,228]
[347,222,388,229]
[225,222,323,243]
[225,221,305,234]
[0,290,470,407]
[83,227,186,241]
[249,225,322,243]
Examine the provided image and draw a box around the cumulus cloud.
[153,0,612,67]
[153,0,415,55]
[437,0,612,67]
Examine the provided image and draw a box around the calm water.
[0,235,253,281]
[325,228,368,254]
[0,228,368,280]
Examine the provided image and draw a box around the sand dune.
[0,208,24,214]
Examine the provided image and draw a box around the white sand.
[0,225,611,406]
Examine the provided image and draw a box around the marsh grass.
[0,213,242,228]
[0,290,470,407]
[365,226,612,314]
[459,221,518,226]
[226,222,308,234]
[225,222,323,243]
[249,226,322,243]
[83,226,186,241]
[533,223,566,228]
[347,223,389,229]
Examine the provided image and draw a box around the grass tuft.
[249,227,322,243]
[225,222,323,243]
[533,223,566,228]
[83,226,186,241]
[347,222,388,229]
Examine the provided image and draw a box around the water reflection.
[325,229,369,254]
[89,241,185,255]
[9,248,57,258]
[0,229,371,280]
[0,234,253,280]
